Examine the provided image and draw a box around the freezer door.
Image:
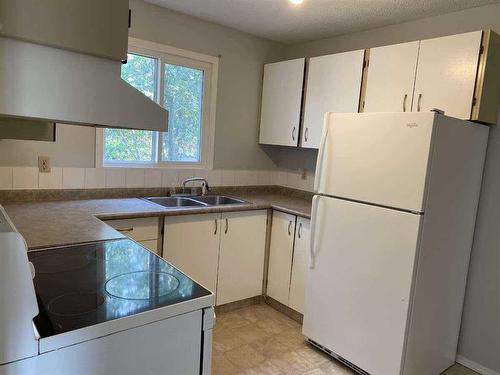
[315,112,435,212]
[304,196,422,375]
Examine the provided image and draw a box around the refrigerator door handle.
[314,114,330,192]
[309,195,321,269]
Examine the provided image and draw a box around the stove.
[28,238,211,337]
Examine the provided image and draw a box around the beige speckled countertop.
[2,188,312,250]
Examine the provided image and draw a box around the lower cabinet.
[217,211,267,305]
[163,210,267,305]
[266,211,310,314]
[267,211,296,305]
[105,217,160,254]
[163,213,221,294]
[289,217,310,314]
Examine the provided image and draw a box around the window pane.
[122,53,157,99]
[104,53,157,163]
[104,129,154,162]
[162,64,204,162]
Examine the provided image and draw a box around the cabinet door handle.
[116,227,134,233]
[288,220,293,236]
[224,218,228,234]
[214,219,218,235]
[304,127,309,143]
[298,222,302,239]
[292,126,296,141]
[403,94,408,112]
[417,94,422,112]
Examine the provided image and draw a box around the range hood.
[0,0,168,139]
[0,37,168,132]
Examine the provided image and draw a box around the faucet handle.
[201,181,210,196]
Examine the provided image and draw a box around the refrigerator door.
[315,112,435,212]
[304,196,422,375]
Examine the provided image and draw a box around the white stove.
[0,205,215,375]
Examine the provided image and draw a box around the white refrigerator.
[303,112,489,375]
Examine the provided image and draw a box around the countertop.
[2,190,312,250]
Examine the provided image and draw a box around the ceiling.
[145,0,499,44]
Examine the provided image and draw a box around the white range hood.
[0,36,168,131]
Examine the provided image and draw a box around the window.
[98,38,218,168]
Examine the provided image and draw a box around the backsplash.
[0,167,315,192]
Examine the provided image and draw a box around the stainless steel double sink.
[145,195,247,208]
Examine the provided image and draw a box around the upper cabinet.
[260,30,499,143]
[259,58,305,146]
[412,31,482,119]
[363,41,419,113]
[362,30,499,123]
[301,50,365,148]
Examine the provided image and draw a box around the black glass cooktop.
[28,239,211,338]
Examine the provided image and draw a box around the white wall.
[281,4,500,373]
[0,124,96,167]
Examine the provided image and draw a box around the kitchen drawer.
[106,217,159,242]
[139,239,159,255]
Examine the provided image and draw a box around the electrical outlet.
[38,156,51,173]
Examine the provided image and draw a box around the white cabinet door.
[302,50,364,149]
[266,211,296,305]
[259,58,305,146]
[364,41,419,113]
[163,214,220,294]
[413,31,482,119]
[289,217,310,314]
[217,210,267,305]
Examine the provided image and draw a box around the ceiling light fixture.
[290,0,303,5]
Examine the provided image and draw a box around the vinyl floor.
[212,303,478,375]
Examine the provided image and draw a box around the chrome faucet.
[182,177,210,196]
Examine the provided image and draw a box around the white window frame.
[96,37,219,169]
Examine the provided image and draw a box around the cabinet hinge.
[363,59,369,68]
[128,9,132,28]
[479,45,484,55]
[472,97,477,107]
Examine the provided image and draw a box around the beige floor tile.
[319,360,356,374]
[241,360,286,375]
[255,316,298,335]
[237,304,276,323]
[274,326,308,350]
[225,344,266,369]
[268,351,317,374]
[248,335,292,359]
[234,324,270,344]
[216,310,252,331]
[214,328,246,352]
[296,346,332,367]
[212,351,241,375]
[303,368,331,375]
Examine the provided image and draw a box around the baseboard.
[264,295,303,324]
[214,295,263,314]
[456,355,500,375]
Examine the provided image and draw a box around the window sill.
[102,163,211,170]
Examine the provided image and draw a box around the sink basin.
[191,195,247,205]
[146,197,209,208]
